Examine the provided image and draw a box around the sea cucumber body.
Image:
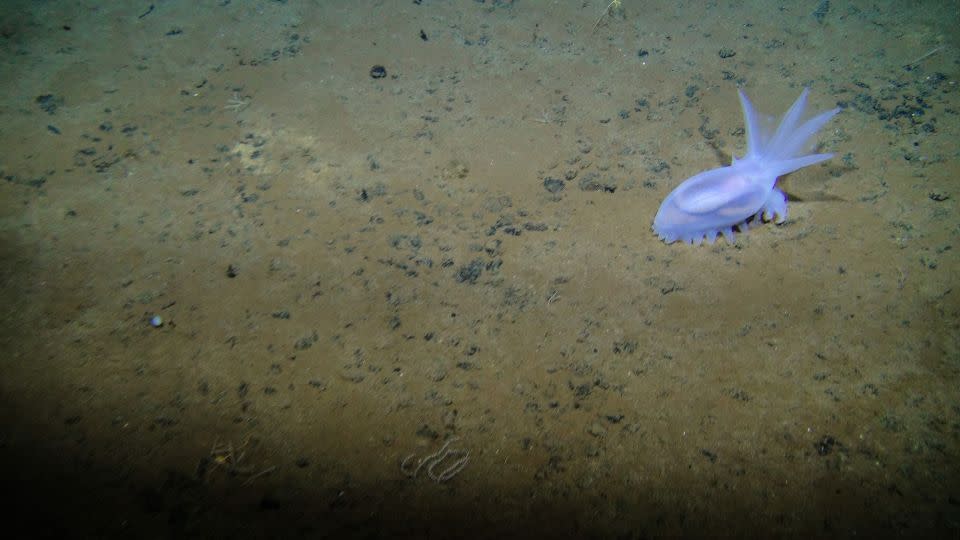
[652,88,840,245]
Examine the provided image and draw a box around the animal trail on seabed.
[400,437,470,482]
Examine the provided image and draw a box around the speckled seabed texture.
[0,1,957,538]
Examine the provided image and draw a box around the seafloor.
[0,1,957,538]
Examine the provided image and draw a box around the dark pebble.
[816,435,836,456]
[543,177,565,193]
[813,0,830,23]
[36,94,62,114]
[455,259,484,284]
